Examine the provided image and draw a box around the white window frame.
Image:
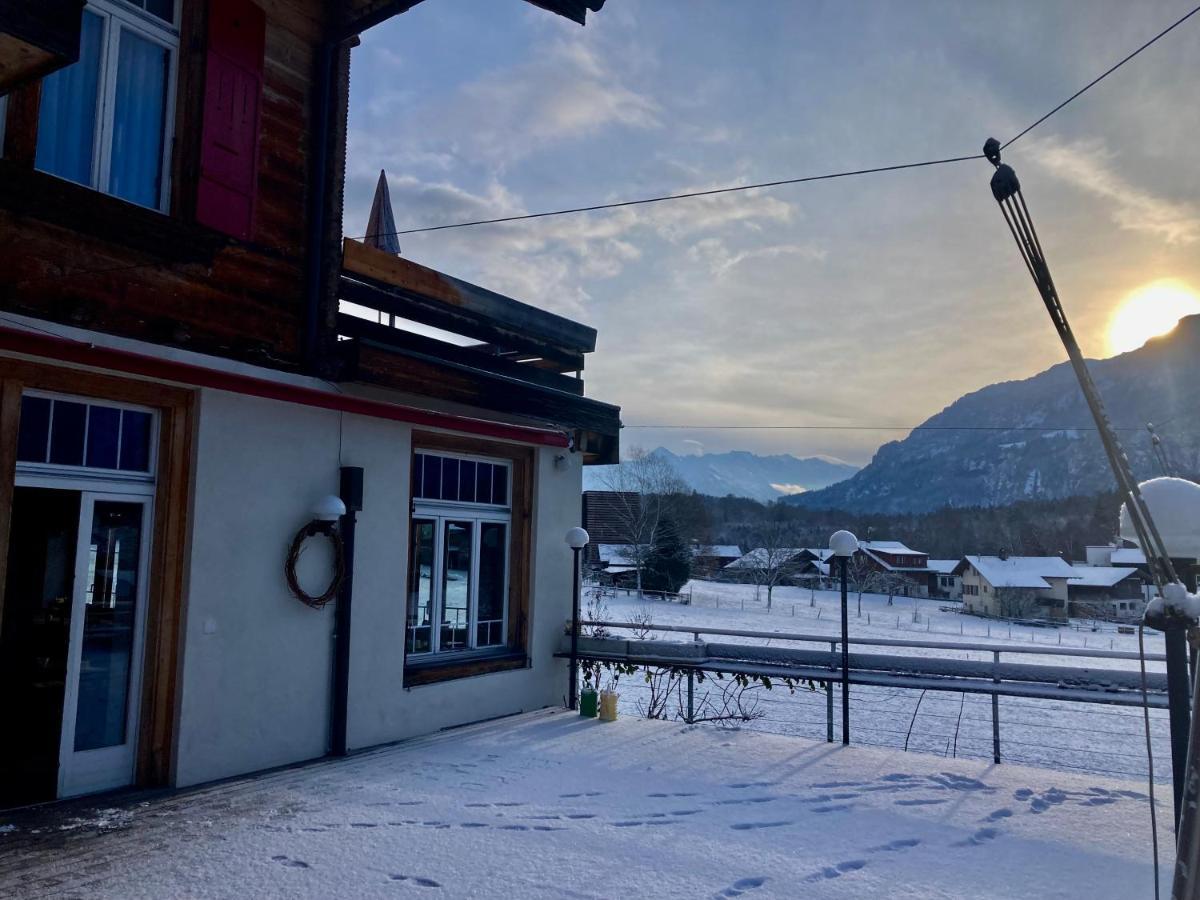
[409,451,513,660]
[15,389,158,491]
[40,0,180,212]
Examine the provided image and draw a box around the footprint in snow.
[730,820,792,831]
[715,876,767,898]
[894,798,947,807]
[388,874,441,888]
[811,803,853,813]
[868,838,921,853]
[802,860,867,883]
[984,809,1013,822]
[954,827,1000,847]
[272,855,310,869]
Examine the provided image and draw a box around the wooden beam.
[342,239,596,353]
[340,276,588,372]
[0,379,19,634]
[0,0,85,93]
[473,342,584,374]
[336,312,584,396]
[349,341,621,438]
[339,0,426,39]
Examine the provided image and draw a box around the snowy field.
[0,710,1170,899]
[588,580,1171,783]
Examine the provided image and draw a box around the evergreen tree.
[644,518,691,593]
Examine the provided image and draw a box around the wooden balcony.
[0,0,85,94]
[337,239,620,463]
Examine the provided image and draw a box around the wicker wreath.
[285,521,346,609]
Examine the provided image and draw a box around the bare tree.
[598,447,689,598]
[744,507,800,611]
[844,552,884,616]
[879,571,914,607]
[995,587,1041,619]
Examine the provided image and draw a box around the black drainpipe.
[303,40,335,373]
[331,466,363,756]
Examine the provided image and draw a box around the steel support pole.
[568,547,581,710]
[992,650,1001,765]
[331,466,363,758]
[840,556,850,745]
[827,642,835,743]
[1166,622,1191,832]
[1171,634,1200,900]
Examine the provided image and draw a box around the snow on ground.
[0,711,1170,899]
[588,580,1171,782]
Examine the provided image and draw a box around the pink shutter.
[196,0,265,241]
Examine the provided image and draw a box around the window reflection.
[74,502,143,752]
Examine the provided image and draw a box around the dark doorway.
[0,487,80,808]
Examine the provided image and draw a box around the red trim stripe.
[0,325,570,448]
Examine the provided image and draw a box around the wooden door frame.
[0,358,195,789]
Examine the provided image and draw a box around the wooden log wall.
[0,0,332,372]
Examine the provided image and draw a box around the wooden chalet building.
[854,540,932,598]
[0,0,616,809]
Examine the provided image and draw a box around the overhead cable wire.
[358,2,1200,242]
[356,155,985,241]
[16,3,1200,294]
[1001,2,1200,150]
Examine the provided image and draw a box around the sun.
[1106,279,1200,356]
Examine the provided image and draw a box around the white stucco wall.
[174,387,580,787]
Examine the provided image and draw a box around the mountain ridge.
[786,314,1200,514]
[583,447,859,502]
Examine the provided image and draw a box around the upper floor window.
[35,0,178,211]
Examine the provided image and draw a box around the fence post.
[826,641,836,743]
[687,670,695,724]
[992,650,1001,764]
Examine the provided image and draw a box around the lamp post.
[565,526,590,710]
[830,530,859,745]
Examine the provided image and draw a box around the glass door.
[57,493,152,798]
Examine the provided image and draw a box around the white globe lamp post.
[565,527,590,709]
[829,530,859,745]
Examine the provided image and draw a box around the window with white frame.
[34,0,178,210]
[16,392,156,477]
[407,452,511,658]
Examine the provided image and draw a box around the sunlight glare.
[1106,279,1200,355]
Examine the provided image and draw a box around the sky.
[343,0,1200,467]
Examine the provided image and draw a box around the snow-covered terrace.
[0,711,1168,899]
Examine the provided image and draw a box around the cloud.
[343,168,802,316]
[1030,138,1200,245]
[681,438,705,455]
[414,39,659,167]
[687,237,826,277]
